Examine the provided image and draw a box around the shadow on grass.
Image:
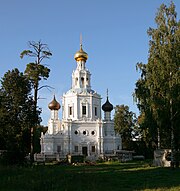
[0,161,180,191]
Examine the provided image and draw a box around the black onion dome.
[48,95,61,110]
[102,97,113,112]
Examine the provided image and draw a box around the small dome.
[74,44,88,61]
[102,97,113,112]
[48,95,61,110]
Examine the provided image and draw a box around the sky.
[0,0,180,125]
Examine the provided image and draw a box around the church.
[40,42,122,161]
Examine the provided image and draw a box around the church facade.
[40,43,122,160]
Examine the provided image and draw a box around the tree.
[114,105,138,150]
[20,40,52,162]
[0,69,37,164]
[34,125,48,153]
[134,2,180,167]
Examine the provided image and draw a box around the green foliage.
[0,69,39,164]
[34,125,48,153]
[20,50,33,58]
[20,40,52,98]
[114,105,138,150]
[25,63,50,83]
[134,2,180,154]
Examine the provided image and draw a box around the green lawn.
[0,161,179,191]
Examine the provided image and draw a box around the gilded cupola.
[74,44,88,61]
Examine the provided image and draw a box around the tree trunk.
[30,82,38,164]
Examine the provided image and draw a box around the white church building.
[40,43,122,161]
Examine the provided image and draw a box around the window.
[95,107,97,116]
[82,105,86,115]
[74,130,78,135]
[75,146,78,152]
[75,77,78,85]
[83,130,86,135]
[81,77,84,87]
[91,131,95,136]
[69,106,72,115]
[92,146,95,153]
[57,145,61,153]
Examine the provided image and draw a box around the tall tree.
[134,2,180,167]
[114,105,137,150]
[0,69,37,164]
[20,40,52,162]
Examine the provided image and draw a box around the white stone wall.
[62,92,101,121]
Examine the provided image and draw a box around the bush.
[0,150,26,165]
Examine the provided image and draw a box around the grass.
[0,160,180,191]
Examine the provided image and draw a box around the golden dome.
[74,44,88,61]
[48,95,61,110]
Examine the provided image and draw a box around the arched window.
[95,107,97,116]
[81,77,84,87]
[75,77,78,86]
[92,146,95,152]
[82,105,86,115]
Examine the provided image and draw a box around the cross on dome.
[102,89,113,112]
[74,34,88,61]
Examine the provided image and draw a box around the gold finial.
[80,33,82,49]
[74,34,88,61]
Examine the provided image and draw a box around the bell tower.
[72,37,91,90]
[62,38,101,121]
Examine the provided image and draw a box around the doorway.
[82,146,88,156]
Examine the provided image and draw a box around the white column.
[86,102,88,118]
[101,121,104,154]
[98,120,103,154]
[90,95,93,120]
[88,142,90,156]
[68,120,72,154]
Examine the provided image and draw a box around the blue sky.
[0,0,180,125]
